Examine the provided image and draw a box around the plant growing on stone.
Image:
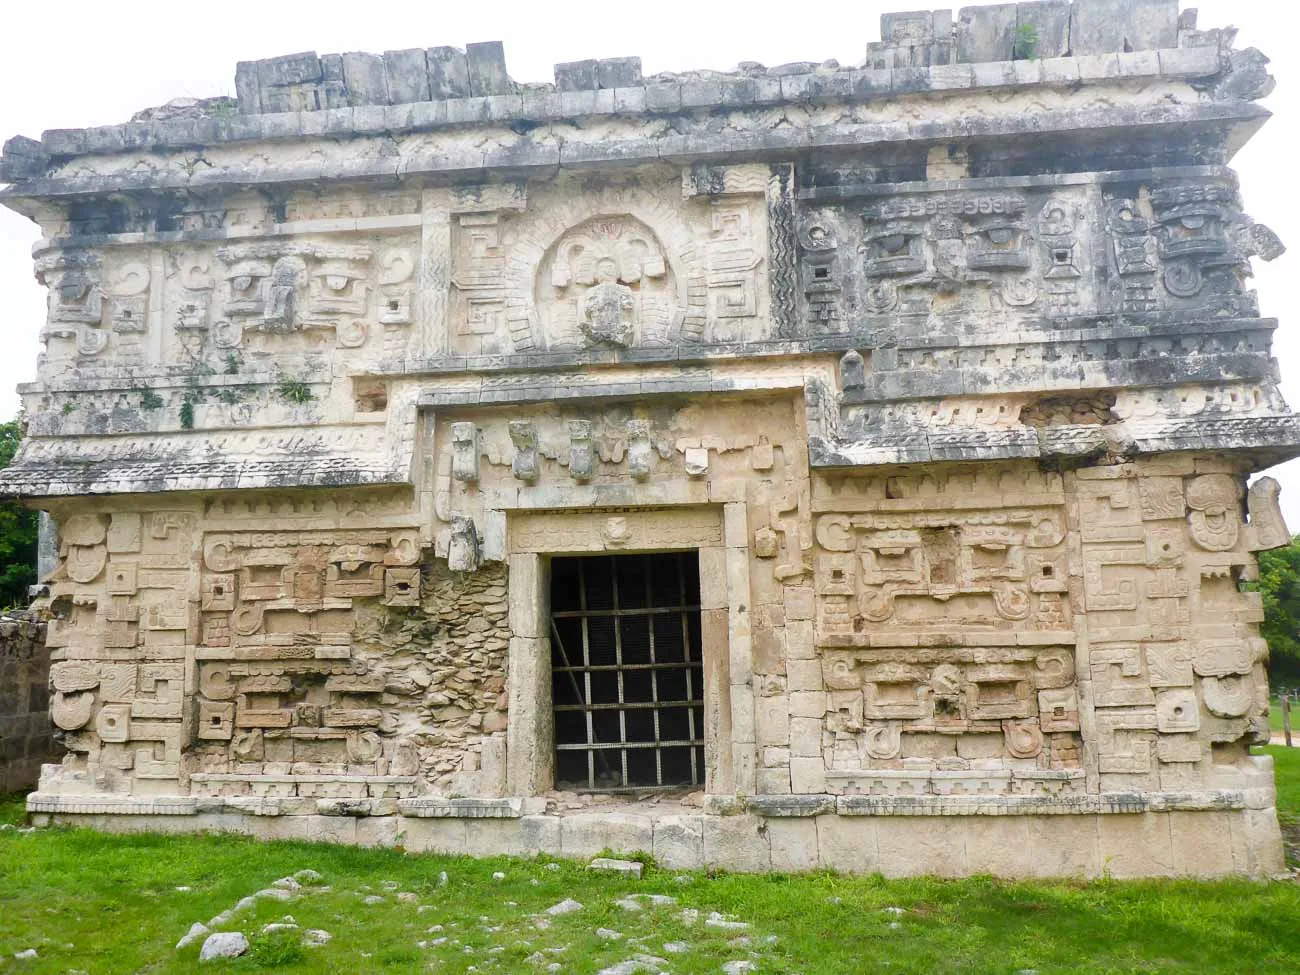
[0,419,36,606]
[1013,23,1039,60]
[277,379,313,405]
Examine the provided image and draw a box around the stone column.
[506,552,553,794]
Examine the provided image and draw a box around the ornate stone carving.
[541,216,671,349]
[207,240,415,352]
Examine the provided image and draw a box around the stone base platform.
[27,775,1286,881]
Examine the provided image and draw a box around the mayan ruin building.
[0,0,1292,877]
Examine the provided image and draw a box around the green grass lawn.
[1264,744,1300,825]
[0,761,1298,974]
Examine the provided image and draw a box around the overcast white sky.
[0,0,1296,517]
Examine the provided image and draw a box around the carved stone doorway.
[549,552,705,792]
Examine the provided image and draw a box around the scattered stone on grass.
[546,898,584,915]
[262,922,299,934]
[199,932,249,961]
[706,912,749,931]
[397,892,419,903]
[722,961,756,974]
[492,871,506,881]
[596,927,624,940]
[617,893,677,911]
[363,894,385,905]
[596,955,669,975]
[176,922,210,949]
[589,857,644,878]
[272,876,301,892]
[663,941,690,953]
[294,869,323,883]
[14,949,37,960]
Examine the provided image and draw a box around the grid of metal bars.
[549,552,705,792]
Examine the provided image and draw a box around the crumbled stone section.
[0,0,1292,881]
[0,613,56,792]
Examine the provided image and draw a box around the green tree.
[1257,535,1300,684]
[0,418,37,607]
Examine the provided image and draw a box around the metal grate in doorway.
[549,551,705,792]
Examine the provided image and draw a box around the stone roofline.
[0,1,1275,187]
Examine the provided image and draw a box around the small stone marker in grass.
[589,857,644,878]
[546,898,584,915]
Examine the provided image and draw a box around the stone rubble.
[589,857,645,878]
[545,898,584,915]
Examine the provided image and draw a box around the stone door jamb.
[504,503,752,797]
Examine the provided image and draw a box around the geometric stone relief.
[203,239,416,355]
[472,171,770,355]
[819,644,1079,777]
[1074,463,1273,786]
[812,500,1068,637]
[33,247,157,372]
[434,397,803,566]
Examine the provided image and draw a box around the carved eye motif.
[308,263,368,315]
[863,227,925,278]
[223,262,271,313]
[1179,215,1207,230]
[986,227,1016,246]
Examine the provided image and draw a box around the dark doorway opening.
[549,551,705,792]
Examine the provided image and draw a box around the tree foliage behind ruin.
[1257,535,1300,685]
[0,419,36,607]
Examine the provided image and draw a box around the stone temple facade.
[0,0,1293,877]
